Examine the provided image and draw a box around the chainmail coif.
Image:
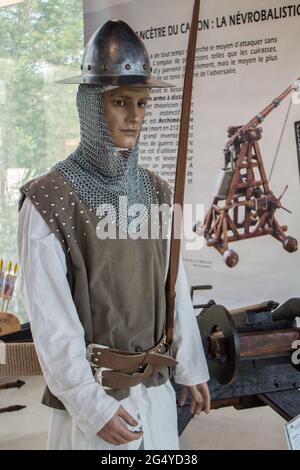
[53,85,153,233]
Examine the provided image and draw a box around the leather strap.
[90,339,178,389]
[98,364,159,390]
[165,0,201,346]
[91,347,177,371]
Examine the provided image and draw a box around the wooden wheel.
[283,236,298,253]
[223,249,239,268]
[198,304,240,384]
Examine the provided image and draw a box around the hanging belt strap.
[89,337,178,389]
[165,0,201,347]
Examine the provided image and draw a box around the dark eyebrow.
[113,95,149,100]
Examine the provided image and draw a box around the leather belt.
[88,336,178,390]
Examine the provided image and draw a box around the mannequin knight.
[18,19,210,450]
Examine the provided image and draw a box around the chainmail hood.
[53,85,153,233]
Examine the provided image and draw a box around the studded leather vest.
[19,169,172,409]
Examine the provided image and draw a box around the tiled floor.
[180,404,287,450]
[0,376,287,450]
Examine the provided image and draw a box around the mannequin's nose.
[127,104,140,123]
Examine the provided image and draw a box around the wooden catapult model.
[203,77,299,267]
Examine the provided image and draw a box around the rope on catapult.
[0,343,42,376]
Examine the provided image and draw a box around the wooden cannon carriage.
[175,293,300,435]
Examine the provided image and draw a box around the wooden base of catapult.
[204,126,298,268]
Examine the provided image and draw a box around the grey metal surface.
[58,19,174,88]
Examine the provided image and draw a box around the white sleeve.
[172,256,210,385]
[17,197,119,440]
[164,214,209,386]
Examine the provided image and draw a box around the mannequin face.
[103,86,150,149]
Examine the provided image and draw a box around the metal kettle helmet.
[58,19,174,88]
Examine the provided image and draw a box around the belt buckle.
[94,365,113,390]
[86,343,109,364]
[95,366,104,385]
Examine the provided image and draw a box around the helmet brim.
[55,74,175,88]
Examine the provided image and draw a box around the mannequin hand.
[97,405,143,446]
[179,382,211,415]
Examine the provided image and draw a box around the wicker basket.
[0,342,42,376]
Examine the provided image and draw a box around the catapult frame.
[203,78,299,267]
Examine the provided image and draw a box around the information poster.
[84,0,300,309]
